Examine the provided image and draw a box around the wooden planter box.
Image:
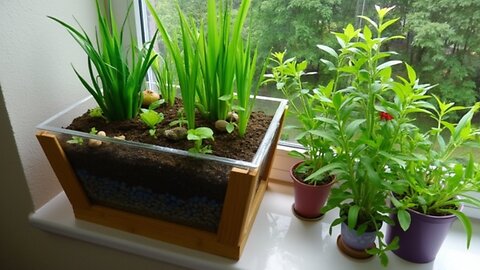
[36,96,287,260]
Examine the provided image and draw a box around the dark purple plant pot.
[341,222,377,250]
[386,207,459,263]
[291,162,335,219]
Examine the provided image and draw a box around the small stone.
[215,120,228,132]
[95,130,108,145]
[114,135,126,140]
[88,138,102,147]
[142,89,160,107]
[164,127,187,141]
[227,111,239,122]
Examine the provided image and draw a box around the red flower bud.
[379,111,393,121]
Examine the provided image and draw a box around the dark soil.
[60,99,275,232]
[66,98,273,161]
[293,170,335,186]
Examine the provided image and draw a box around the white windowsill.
[29,182,479,270]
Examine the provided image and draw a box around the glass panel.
[37,95,286,169]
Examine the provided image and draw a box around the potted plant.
[296,6,440,266]
[37,0,287,260]
[309,5,479,266]
[385,98,480,263]
[265,52,339,220]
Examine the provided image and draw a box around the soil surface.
[66,98,273,162]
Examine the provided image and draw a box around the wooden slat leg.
[217,168,258,251]
[36,131,90,209]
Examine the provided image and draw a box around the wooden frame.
[36,111,283,260]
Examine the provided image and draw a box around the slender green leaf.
[347,205,360,229]
[397,209,411,231]
[317,44,338,59]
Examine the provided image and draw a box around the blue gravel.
[76,169,223,232]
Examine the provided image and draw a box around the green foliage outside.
[151,0,480,109]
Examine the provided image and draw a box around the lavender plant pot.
[291,162,334,220]
[386,207,459,263]
[341,222,377,250]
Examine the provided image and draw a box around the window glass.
[139,0,480,154]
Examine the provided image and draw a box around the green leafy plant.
[49,0,158,121]
[67,136,84,145]
[268,10,431,263]
[187,127,214,154]
[306,5,480,266]
[266,51,340,185]
[169,108,188,128]
[391,98,480,248]
[88,107,103,118]
[225,119,236,134]
[319,7,410,265]
[140,101,164,138]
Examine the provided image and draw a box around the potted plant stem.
[37,0,287,260]
[265,52,339,220]
[386,99,480,263]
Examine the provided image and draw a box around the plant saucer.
[291,204,325,221]
[336,235,374,260]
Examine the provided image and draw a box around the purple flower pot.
[291,162,334,219]
[341,222,377,250]
[386,207,459,263]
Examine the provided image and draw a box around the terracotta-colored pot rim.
[290,161,336,188]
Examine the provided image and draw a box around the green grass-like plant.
[234,36,265,137]
[147,0,262,136]
[197,0,265,137]
[152,53,176,107]
[146,0,199,129]
[49,0,158,121]
[197,0,253,119]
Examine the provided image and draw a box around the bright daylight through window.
[137,0,480,216]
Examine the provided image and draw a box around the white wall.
[0,0,97,208]
[0,1,186,269]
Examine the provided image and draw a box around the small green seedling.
[226,122,235,133]
[187,127,214,154]
[67,136,84,145]
[140,101,164,138]
[169,108,188,128]
[89,107,103,118]
[89,127,98,134]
